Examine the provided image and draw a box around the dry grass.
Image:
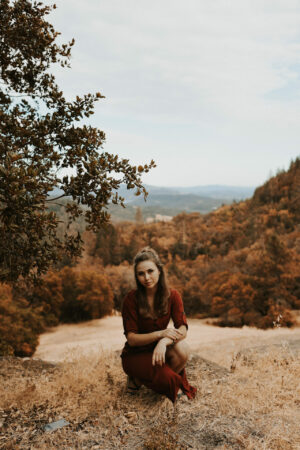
[0,342,300,449]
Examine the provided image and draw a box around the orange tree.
[0,0,154,284]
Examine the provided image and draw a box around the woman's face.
[136,260,160,290]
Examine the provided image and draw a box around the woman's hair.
[134,247,170,317]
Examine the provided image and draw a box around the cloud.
[47,0,300,186]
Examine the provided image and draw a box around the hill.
[90,158,300,328]
[116,183,255,202]
[47,158,300,329]
[49,184,255,222]
[1,336,300,449]
[48,184,256,224]
[108,184,255,220]
[0,159,299,358]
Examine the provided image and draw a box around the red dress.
[121,289,197,403]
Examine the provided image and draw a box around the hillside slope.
[1,160,299,358]
[91,158,300,328]
[1,338,300,449]
[108,184,255,220]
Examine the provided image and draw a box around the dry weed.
[0,342,299,449]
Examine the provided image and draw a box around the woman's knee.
[166,341,189,369]
[173,341,190,364]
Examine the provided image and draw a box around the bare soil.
[34,315,300,367]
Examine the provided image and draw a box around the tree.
[0,0,155,283]
[0,282,42,356]
[58,266,113,322]
[135,207,143,224]
[92,223,122,266]
[29,270,64,326]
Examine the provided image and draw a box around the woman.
[121,247,197,403]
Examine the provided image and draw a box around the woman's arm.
[127,327,184,347]
[158,325,187,346]
[152,325,187,366]
[175,324,187,341]
[152,291,188,366]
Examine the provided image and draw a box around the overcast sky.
[49,0,300,187]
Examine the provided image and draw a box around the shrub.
[0,284,42,356]
[31,267,114,323]
[103,263,135,311]
[0,266,114,356]
[59,267,114,322]
[30,271,64,327]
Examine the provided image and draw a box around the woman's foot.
[127,376,142,393]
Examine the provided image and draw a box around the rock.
[43,418,70,432]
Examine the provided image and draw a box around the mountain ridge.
[117,183,255,202]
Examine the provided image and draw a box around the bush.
[58,267,113,322]
[31,266,114,323]
[0,267,114,356]
[103,262,135,311]
[30,271,64,327]
[0,284,42,356]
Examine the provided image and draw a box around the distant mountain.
[107,184,255,221]
[120,193,229,211]
[107,196,228,222]
[171,185,255,200]
[48,183,256,221]
[117,184,255,202]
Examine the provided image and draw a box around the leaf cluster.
[0,0,155,283]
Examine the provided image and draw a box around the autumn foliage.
[0,283,42,356]
[0,268,114,356]
[0,159,299,356]
[93,158,299,329]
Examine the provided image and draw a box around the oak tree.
[0,0,154,283]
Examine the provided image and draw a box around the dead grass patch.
[0,343,299,449]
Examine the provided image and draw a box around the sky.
[48,0,300,187]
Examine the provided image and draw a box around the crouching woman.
[121,247,196,403]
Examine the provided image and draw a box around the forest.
[0,158,299,357]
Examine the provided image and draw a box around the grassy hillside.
[1,340,299,449]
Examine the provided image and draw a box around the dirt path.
[34,316,300,366]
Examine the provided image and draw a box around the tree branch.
[46,194,66,201]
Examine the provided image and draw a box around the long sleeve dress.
[121,289,197,403]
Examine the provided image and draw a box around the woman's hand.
[160,328,183,342]
[152,340,167,366]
